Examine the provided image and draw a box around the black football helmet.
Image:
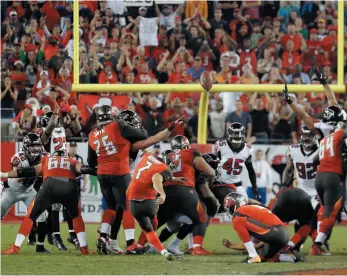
[95,105,113,125]
[158,150,180,171]
[227,122,246,148]
[300,126,317,151]
[223,192,247,216]
[22,133,43,161]
[170,135,190,150]
[321,106,346,127]
[117,110,142,128]
[202,153,221,179]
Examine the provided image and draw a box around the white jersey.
[8,152,37,192]
[214,140,253,184]
[313,119,334,139]
[129,150,144,177]
[287,144,318,199]
[42,126,67,154]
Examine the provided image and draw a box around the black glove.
[283,84,292,104]
[313,67,327,85]
[253,188,261,201]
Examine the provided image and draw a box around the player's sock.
[100,209,116,238]
[243,241,259,258]
[168,237,182,249]
[28,222,37,242]
[51,210,60,237]
[138,231,148,246]
[315,232,327,244]
[37,221,46,244]
[145,231,165,253]
[123,210,136,246]
[290,225,311,246]
[188,233,194,249]
[159,227,173,242]
[73,216,87,247]
[67,216,76,237]
[15,217,34,247]
[193,235,204,248]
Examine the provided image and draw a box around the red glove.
[56,99,72,113]
[168,115,184,131]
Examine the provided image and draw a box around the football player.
[312,119,347,255]
[36,98,82,251]
[1,150,96,255]
[1,133,49,253]
[147,136,215,255]
[283,126,319,207]
[99,110,183,254]
[214,123,259,200]
[128,150,187,261]
[224,193,289,263]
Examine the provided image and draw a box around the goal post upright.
[72,0,345,144]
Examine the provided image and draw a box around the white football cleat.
[167,243,183,255]
[106,239,124,255]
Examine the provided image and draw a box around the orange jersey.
[41,155,78,181]
[164,149,199,188]
[235,205,285,227]
[88,121,131,175]
[128,153,169,200]
[318,129,345,175]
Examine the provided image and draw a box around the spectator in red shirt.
[163,97,188,136]
[169,61,192,84]
[239,39,257,72]
[11,60,27,84]
[7,1,25,17]
[198,41,216,71]
[280,23,303,53]
[98,61,118,84]
[40,1,63,31]
[317,18,328,41]
[135,62,155,84]
[303,28,326,71]
[281,40,301,75]
[322,25,337,68]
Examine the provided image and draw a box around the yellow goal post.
[72,0,345,144]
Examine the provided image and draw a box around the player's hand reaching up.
[168,116,184,131]
[313,67,327,85]
[283,84,293,105]
[157,193,166,205]
[56,98,72,113]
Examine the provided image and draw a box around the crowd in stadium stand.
[1,1,347,143]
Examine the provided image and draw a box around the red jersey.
[239,49,257,72]
[41,155,78,181]
[235,205,285,226]
[280,34,302,52]
[128,153,169,200]
[164,149,200,188]
[318,128,346,175]
[88,121,131,175]
[135,71,155,84]
[199,51,213,71]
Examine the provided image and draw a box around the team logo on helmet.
[117,110,142,128]
[170,135,190,150]
[223,192,247,216]
[23,133,43,161]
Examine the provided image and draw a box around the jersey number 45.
[222,158,244,175]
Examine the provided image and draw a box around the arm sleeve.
[159,170,172,182]
[118,119,149,143]
[87,144,98,167]
[232,215,251,243]
[17,167,37,178]
[245,156,257,189]
[80,165,97,176]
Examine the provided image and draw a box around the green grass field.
[1,223,347,275]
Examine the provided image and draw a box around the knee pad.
[52,203,62,211]
[36,210,47,223]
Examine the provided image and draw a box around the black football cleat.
[96,237,108,255]
[36,245,51,254]
[67,236,80,249]
[53,235,68,251]
[27,238,36,246]
[47,234,54,245]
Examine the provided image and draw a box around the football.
[200,71,214,91]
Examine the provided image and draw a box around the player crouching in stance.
[224,193,290,263]
[127,150,187,261]
[1,151,96,255]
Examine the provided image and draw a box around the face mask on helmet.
[23,134,42,161]
[300,130,317,150]
[229,131,245,148]
[223,192,247,217]
[95,105,113,125]
[171,135,190,150]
